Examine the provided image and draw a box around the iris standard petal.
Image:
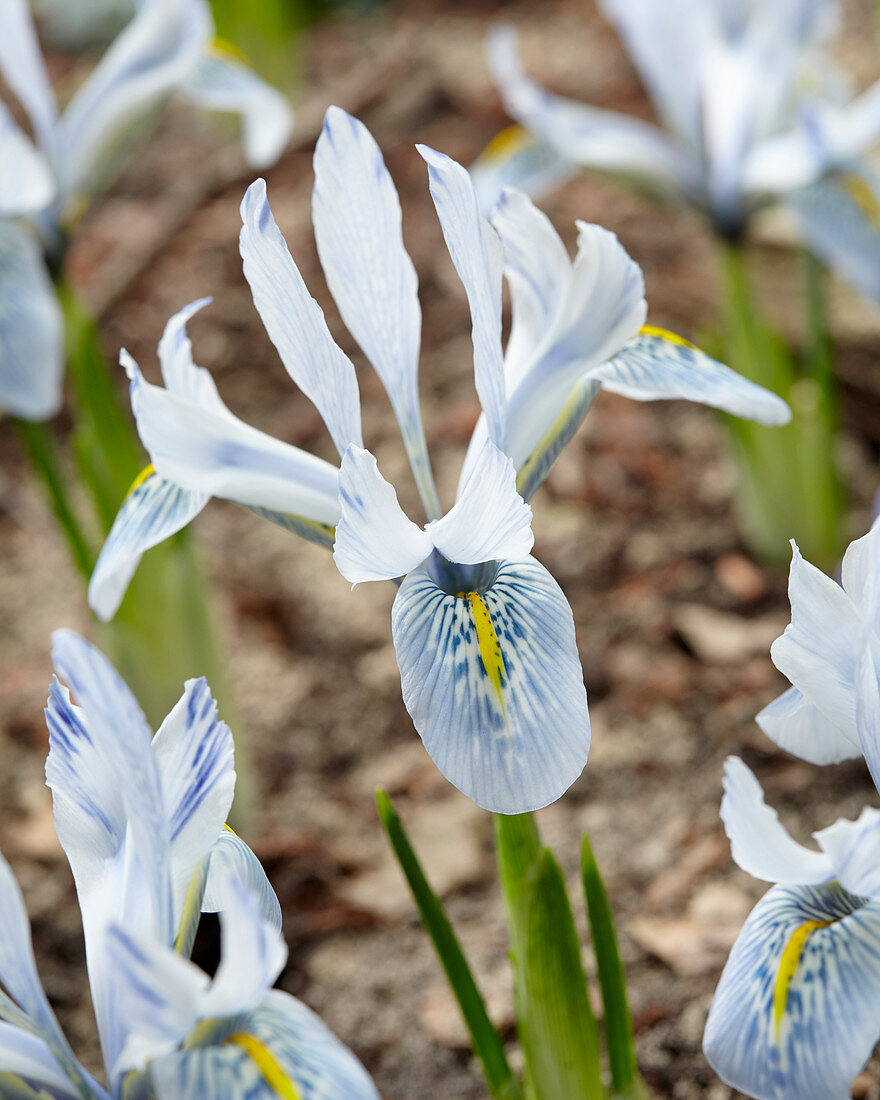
[417,144,508,451]
[156,297,225,405]
[0,222,64,421]
[178,50,293,169]
[391,557,589,813]
[840,517,880,604]
[88,469,209,622]
[427,443,533,565]
[152,679,235,923]
[0,0,56,150]
[770,541,862,734]
[0,105,54,216]
[239,179,362,456]
[332,446,432,585]
[720,758,832,885]
[704,882,880,1100]
[202,828,282,932]
[51,0,211,210]
[815,809,880,900]
[756,686,860,765]
[313,108,439,517]
[470,126,579,217]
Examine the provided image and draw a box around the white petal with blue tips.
[391,557,589,813]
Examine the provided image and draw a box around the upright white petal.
[417,144,508,451]
[0,0,57,150]
[332,446,432,586]
[427,443,533,565]
[815,808,880,901]
[0,104,54,216]
[178,50,293,168]
[239,179,362,456]
[756,686,860,766]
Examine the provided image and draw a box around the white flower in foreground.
[475,1,880,303]
[91,107,789,814]
[704,757,880,1100]
[0,629,378,1099]
[0,0,293,420]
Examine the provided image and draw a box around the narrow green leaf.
[377,791,523,1100]
[581,834,646,1098]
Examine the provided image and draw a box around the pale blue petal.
[756,686,860,765]
[840,518,880,605]
[416,144,507,451]
[0,106,54,216]
[703,883,880,1100]
[489,24,700,196]
[427,443,533,564]
[313,107,439,518]
[179,52,292,168]
[239,179,362,455]
[470,126,579,216]
[0,1025,84,1100]
[152,678,235,925]
[770,542,861,735]
[0,222,63,421]
[0,0,56,150]
[156,297,223,404]
[815,809,880,900]
[391,557,589,813]
[720,758,832,884]
[52,0,211,209]
[202,828,281,932]
[856,641,880,797]
[591,331,792,425]
[332,446,431,585]
[88,470,209,622]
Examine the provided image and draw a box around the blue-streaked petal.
[590,331,792,424]
[0,222,63,421]
[720,758,832,884]
[332,446,431,586]
[391,557,589,813]
[313,107,439,520]
[178,50,292,168]
[138,990,380,1100]
[0,0,56,150]
[51,0,211,210]
[703,882,880,1100]
[239,179,362,456]
[0,105,54,216]
[202,828,281,932]
[88,470,209,622]
[756,686,860,765]
[152,679,234,924]
[470,126,579,216]
[770,541,861,735]
[489,24,700,197]
[417,144,507,451]
[427,443,533,565]
[0,1024,83,1100]
[125,351,341,523]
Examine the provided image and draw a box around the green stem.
[14,418,94,578]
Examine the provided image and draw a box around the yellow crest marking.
[226,1033,302,1099]
[463,592,507,710]
[480,125,532,162]
[639,324,695,349]
[209,36,250,66]
[126,464,155,498]
[772,918,832,1038]
[842,173,880,228]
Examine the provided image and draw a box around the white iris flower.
[90,107,789,814]
[0,0,293,420]
[475,0,880,302]
[704,757,880,1100]
[0,629,379,1100]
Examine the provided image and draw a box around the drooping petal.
[313,108,439,517]
[0,222,63,421]
[417,144,507,451]
[427,443,533,565]
[703,882,880,1100]
[88,469,209,622]
[126,351,341,523]
[489,24,701,197]
[332,446,431,585]
[0,0,57,150]
[391,557,589,813]
[51,0,212,210]
[178,49,293,168]
[756,686,860,765]
[719,758,832,884]
[770,541,862,735]
[151,678,235,924]
[470,126,579,216]
[239,179,362,455]
[0,105,54,216]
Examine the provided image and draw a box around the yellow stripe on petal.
[773,918,833,1038]
[464,592,507,709]
[639,324,696,349]
[226,1033,302,1099]
[480,125,533,163]
[209,36,250,66]
[126,464,156,497]
[841,173,880,229]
